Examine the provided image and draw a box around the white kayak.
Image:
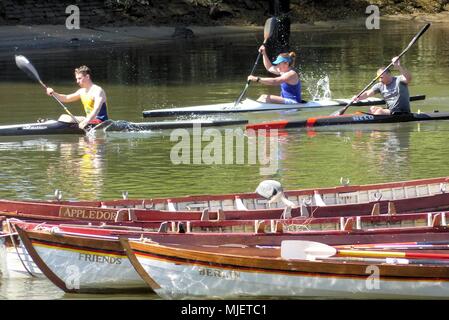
[142,95,425,118]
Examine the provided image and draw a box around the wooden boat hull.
[125,240,449,299]
[7,212,449,281]
[14,227,150,293]
[142,95,425,117]
[247,111,449,131]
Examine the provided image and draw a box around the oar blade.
[15,55,42,83]
[281,240,337,261]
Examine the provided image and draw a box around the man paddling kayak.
[247,45,301,104]
[46,66,109,129]
[353,57,412,115]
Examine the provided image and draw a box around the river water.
[0,19,449,300]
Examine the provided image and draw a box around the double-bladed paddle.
[233,17,277,107]
[331,23,431,116]
[14,55,89,134]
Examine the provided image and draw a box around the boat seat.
[167,200,176,212]
[300,204,309,217]
[388,202,396,215]
[200,208,209,221]
[313,191,326,206]
[270,220,283,233]
[370,203,380,216]
[342,217,354,231]
[158,221,176,233]
[216,208,225,221]
[431,213,442,227]
[234,196,248,211]
[114,209,136,222]
[281,206,292,219]
[177,222,187,233]
[255,220,267,233]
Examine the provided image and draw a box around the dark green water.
[0,20,449,299]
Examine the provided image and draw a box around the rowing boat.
[142,95,426,117]
[0,119,248,136]
[122,238,449,299]
[10,213,449,290]
[246,111,449,131]
[1,176,449,223]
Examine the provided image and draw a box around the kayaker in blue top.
[46,66,109,129]
[248,45,301,104]
[353,56,412,115]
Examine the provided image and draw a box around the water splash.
[310,75,332,101]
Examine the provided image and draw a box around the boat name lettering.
[59,207,118,221]
[198,267,240,280]
[23,125,48,130]
[352,114,375,121]
[78,253,122,265]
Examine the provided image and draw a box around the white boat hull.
[136,254,449,299]
[142,96,425,117]
[32,242,146,291]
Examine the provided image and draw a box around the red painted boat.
[1,176,449,223]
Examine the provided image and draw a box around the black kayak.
[246,112,449,131]
[0,119,248,136]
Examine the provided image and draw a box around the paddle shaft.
[15,55,87,133]
[335,23,431,116]
[338,249,449,260]
[234,51,263,106]
[38,81,81,124]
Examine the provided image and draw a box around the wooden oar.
[331,23,431,116]
[15,55,88,134]
[281,239,449,261]
[234,17,277,107]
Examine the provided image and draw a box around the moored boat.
[122,238,449,299]
[14,225,151,293]
[142,95,425,117]
[6,211,449,281]
[1,176,449,223]
[246,111,449,131]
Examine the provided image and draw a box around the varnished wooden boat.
[7,211,449,285]
[122,238,449,299]
[13,226,151,293]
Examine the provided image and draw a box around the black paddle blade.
[15,55,42,84]
[263,17,277,42]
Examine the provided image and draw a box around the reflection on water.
[0,20,449,299]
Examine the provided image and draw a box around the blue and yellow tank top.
[80,94,109,121]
